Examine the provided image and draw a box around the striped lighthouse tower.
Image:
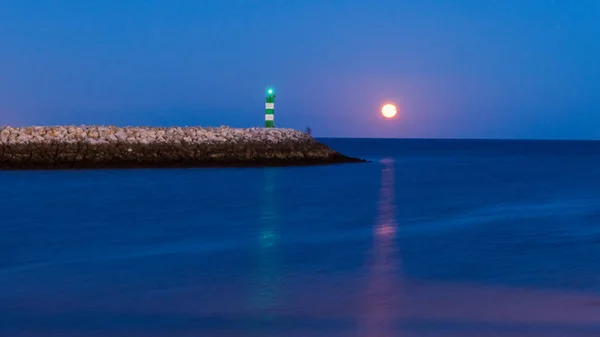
[265,88,275,128]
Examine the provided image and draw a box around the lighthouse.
[265,88,275,128]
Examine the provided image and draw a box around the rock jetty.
[0,126,365,170]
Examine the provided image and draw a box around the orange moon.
[381,104,397,118]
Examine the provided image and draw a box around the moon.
[381,104,397,118]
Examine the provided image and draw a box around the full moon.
[381,104,397,118]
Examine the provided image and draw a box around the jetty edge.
[0,125,366,170]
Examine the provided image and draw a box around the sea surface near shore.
[1,138,600,336]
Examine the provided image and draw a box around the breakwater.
[0,126,365,169]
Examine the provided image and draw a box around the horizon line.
[315,136,600,142]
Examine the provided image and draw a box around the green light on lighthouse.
[265,87,275,128]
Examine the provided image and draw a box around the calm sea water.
[1,138,600,336]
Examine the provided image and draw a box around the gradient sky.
[1,0,599,139]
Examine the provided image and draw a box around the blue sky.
[0,0,599,138]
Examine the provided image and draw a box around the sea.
[1,138,600,337]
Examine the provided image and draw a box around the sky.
[0,0,599,139]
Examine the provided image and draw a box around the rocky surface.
[0,126,365,169]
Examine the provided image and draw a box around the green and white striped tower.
[265,88,275,128]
